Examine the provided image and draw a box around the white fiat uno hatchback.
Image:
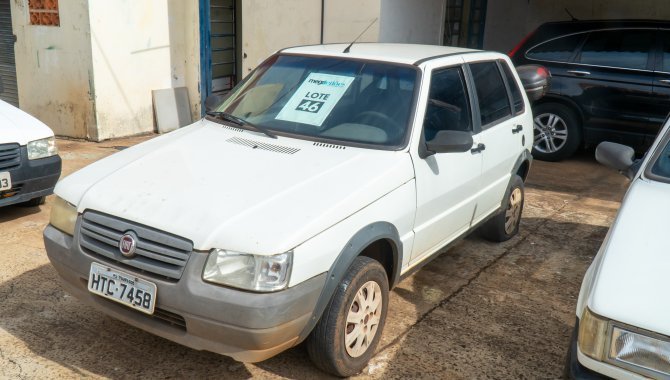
[45,44,535,376]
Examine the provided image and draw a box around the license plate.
[0,172,11,191]
[88,262,157,315]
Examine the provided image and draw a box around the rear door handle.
[567,70,591,76]
[659,79,670,84]
[512,125,523,134]
[470,143,486,154]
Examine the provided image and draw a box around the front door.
[411,65,481,263]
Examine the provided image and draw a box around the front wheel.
[480,175,524,242]
[306,256,389,377]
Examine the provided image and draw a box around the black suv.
[510,20,670,161]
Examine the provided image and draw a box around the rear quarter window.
[500,61,524,115]
[526,33,585,62]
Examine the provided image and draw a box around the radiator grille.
[79,211,193,280]
[0,144,20,170]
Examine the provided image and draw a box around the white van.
[0,99,61,207]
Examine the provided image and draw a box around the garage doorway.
[0,0,18,106]
[199,0,240,112]
[444,0,487,49]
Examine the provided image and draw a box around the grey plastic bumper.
[43,224,326,362]
[0,149,61,207]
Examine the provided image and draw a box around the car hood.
[56,120,414,253]
[589,178,670,335]
[0,99,55,145]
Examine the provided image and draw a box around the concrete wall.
[379,0,445,45]
[88,0,173,140]
[484,0,670,53]
[10,0,95,138]
[241,0,322,77]
[323,0,381,44]
[167,0,201,120]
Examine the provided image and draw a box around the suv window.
[526,33,584,62]
[423,66,472,141]
[500,61,524,115]
[470,62,512,127]
[578,29,653,70]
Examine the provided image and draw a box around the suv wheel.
[480,175,524,242]
[306,256,389,377]
[19,196,46,207]
[532,103,581,161]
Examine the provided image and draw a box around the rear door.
[569,29,657,149]
[465,58,525,221]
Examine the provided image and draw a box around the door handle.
[659,79,670,84]
[567,70,591,76]
[470,143,486,154]
[512,125,523,134]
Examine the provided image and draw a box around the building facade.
[2,0,669,141]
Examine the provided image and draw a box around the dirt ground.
[0,135,628,379]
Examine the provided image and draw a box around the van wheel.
[532,103,581,161]
[306,256,389,377]
[19,196,45,207]
[480,175,524,242]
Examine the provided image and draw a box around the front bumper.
[0,146,61,207]
[44,224,326,362]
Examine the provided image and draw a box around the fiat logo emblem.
[119,232,138,258]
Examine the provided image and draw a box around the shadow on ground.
[0,215,607,379]
[0,204,42,224]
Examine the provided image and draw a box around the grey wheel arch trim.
[501,150,532,209]
[297,222,401,343]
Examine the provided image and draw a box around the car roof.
[280,43,480,66]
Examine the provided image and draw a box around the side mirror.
[596,141,636,179]
[516,65,551,102]
[425,130,474,155]
[205,94,224,112]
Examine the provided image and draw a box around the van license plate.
[0,172,11,191]
[88,262,157,315]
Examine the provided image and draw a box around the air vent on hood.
[226,137,300,154]
[221,125,244,133]
[313,142,346,150]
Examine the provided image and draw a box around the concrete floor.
[0,136,629,379]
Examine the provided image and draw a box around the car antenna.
[564,8,578,21]
[343,18,378,53]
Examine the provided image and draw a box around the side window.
[661,31,670,72]
[526,33,585,62]
[423,67,472,141]
[578,29,653,70]
[470,61,512,127]
[500,61,524,115]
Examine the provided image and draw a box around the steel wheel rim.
[533,112,568,153]
[344,280,382,358]
[505,188,523,234]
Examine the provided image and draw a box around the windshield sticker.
[275,73,355,127]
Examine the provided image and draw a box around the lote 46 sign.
[296,92,331,114]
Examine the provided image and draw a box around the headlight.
[203,249,292,292]
[49,196,77,235]
[578,307,608,361]
[27,136,58,160]
[608,326,670,376]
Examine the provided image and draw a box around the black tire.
[18,196,46,207]
[480,175,524,242]
[532,103,582,161]
[306,256,389,377]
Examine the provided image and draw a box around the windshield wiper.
[206,111,277,139]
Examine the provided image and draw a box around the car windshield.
[213,54,418,147]
[650,137,670,181]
